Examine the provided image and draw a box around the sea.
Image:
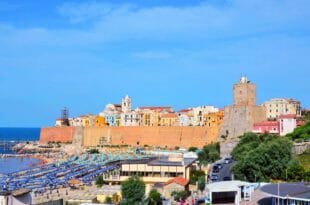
[0,128,41,174]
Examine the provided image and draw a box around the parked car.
[223,176,232,181]
[211,173,218,177]
[215,163,223,169]
[224,158,232,164]
[210,174,219,181]
[212,167,219,173]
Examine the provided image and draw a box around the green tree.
[105,196,112,204]
[171,191,188,202]
[286,121,310,141]
[121,176,146,205]
[208,150,220,162]
[88,148,99,154]
[197,151,208,167]
[197,142,221,167]
[190,170,205,185]
[287,160,305,182]
[147,189,162,205]
[197,176,206,192]
[179,191,189,202]
[95,175,105,188]
[232,133,293,182]
[188,147,198,152]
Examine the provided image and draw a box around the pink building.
[253,114,303,136]
[253,121,280,134]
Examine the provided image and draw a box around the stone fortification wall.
[293,142,310,155]
[219,105,266,140]
[83,126,217,148]
[40,126,218,148]
[40,127,76,143]
[219,105,266,157]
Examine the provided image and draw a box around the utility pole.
[278,183,280,205]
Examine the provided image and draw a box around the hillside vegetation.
[287,121,310,141]
[296,148,310,171]
[231,132,309,182]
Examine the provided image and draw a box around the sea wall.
[40,127,75,143]
[40,126,218,148]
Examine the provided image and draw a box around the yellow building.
[103,155,196,196]
[160,113,178,126]
[139,107,173,126]
[262,98,301,119]
[204,110,224,137]
[94,186,121,204]
[80,115,92,127]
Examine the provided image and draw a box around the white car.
[224,158,232,164]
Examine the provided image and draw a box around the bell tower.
[121,95,131,113]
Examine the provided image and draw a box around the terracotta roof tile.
[164,177,189,187]
[254,121,279,126]
[161,113,177,118]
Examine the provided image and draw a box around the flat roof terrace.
[120,156,196,167]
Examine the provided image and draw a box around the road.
[210,159,235,182]
[218,161,234,181]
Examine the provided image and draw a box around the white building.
[262,98,301,119]
[69,117,83,126]
[120,110,141,126]
[177,109,194,126]
[99,103,122,126]
[279,114,297,136]
[191,106,219,126]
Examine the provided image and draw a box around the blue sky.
[0,0,309,127]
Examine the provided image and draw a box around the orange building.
[203,110,224,137]
[160,113,178,126]
[94,116,107,127]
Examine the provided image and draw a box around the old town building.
[160,113,178,126]
[262,98,301,119]
[192,106,219,126]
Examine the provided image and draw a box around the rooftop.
[261,183,310,200]
[139,106,172,111]
[254,121,279,126]
[206,180,249,192]
[161,113,177,118]
[148,156,196,167]
[165,177,189,186]
[121,156,196,167]
[279,114,297,119]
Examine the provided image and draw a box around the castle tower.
[233,76,256,106]
[121,95,131,113]
[219,76,266,157]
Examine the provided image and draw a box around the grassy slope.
[296,149,310,171]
